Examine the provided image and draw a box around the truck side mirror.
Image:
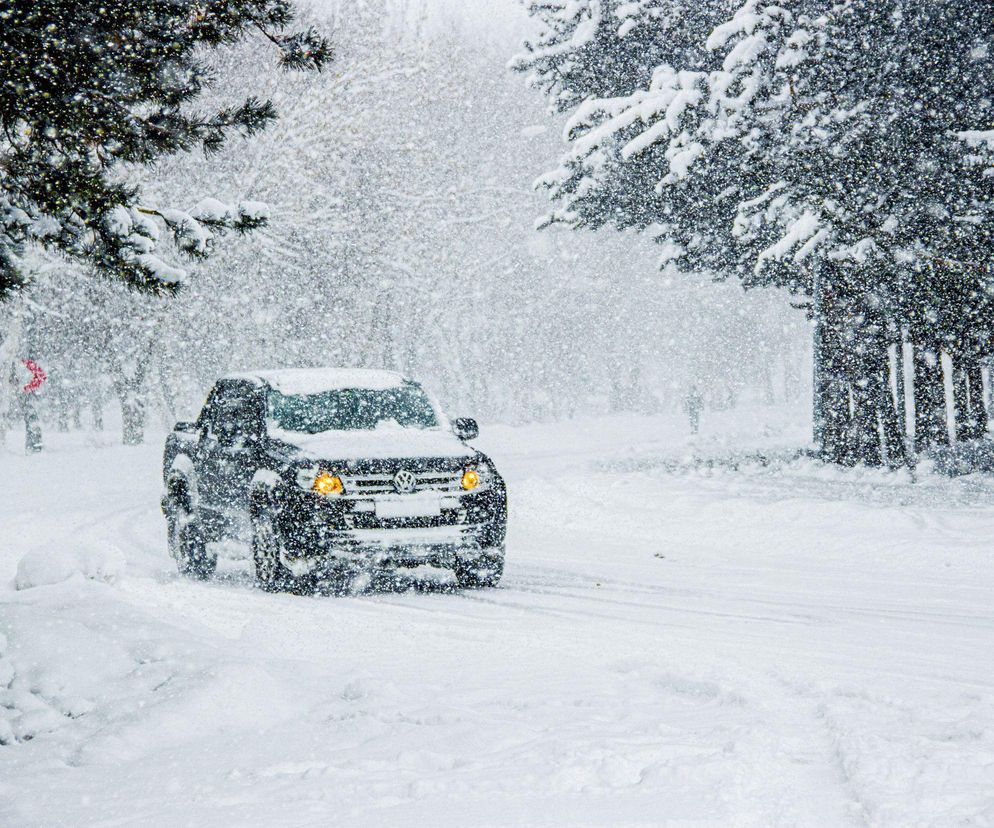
[453,417,479,441]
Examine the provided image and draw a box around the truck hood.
[269,424,475,463]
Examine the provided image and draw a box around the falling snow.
[2,1,994,826]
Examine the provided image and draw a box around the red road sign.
[21,359,47,394]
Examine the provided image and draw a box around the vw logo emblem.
[393,469,416,494]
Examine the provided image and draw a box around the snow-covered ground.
[2,406,994,826]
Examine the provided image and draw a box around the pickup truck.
[161,368,507,593]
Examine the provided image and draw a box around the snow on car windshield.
[267,385,439,433]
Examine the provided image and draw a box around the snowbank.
[15,546,124,590]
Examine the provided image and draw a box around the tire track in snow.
[114,558,867,824]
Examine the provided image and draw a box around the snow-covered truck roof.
[226,368,408,396]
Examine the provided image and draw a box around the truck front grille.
[339,471,463,496]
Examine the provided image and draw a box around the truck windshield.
[267,385,440,433]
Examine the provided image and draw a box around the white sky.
[306,0,531,47]
[423,0,530,40]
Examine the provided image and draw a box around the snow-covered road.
[2,411,994,826]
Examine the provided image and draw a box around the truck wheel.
[252,513,301,593]
[168,509,217,580]
[455,547,504,589]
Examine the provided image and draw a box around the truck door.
[197,380,263,537]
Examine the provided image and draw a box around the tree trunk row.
[815,321,989,466]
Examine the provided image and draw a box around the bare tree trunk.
[814,269,873,464]
[812,293,830,455]
[89,376,106,431]
[965,356,987,440]
[950,350,971,443]
[983,360,993,419]
[55,379,70,432]
[913,344,948,451]
[893,334,907,439]
[820,378,847,463]
[71,390,82,430]
[23,392,42,453]
[110,345,153,446]
[879,355,905,467]
[0,299,24,440]
[849,375,881,466]
[120,392,145,446]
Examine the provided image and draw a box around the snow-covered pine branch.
[0,0,329,301]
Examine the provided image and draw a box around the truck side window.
[198,386,222,437]
[217,384,261,447]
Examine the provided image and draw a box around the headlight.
[461,462,492,491]
[297,466,344,496]
[313,471,344,496]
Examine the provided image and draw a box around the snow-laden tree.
[516,0,994,465]
[511,1,739,271]
[511,0,725,109]
[0,0,329,300]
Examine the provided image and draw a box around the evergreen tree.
[513,0,761,297]
[0,0,330,300]
[516,0,994,464]
[510,0,716,112]
[698,0,994,462]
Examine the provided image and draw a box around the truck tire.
[455,547,504,589]
[168,506,217,580]
[165,478,217,580]
[252,512,304,593]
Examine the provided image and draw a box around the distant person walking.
[685,385,704,435]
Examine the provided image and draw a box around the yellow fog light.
[313,471,344,496]
[461,469,481,491]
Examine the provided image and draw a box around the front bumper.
[271,486,506,577]
[280,527,487,578]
